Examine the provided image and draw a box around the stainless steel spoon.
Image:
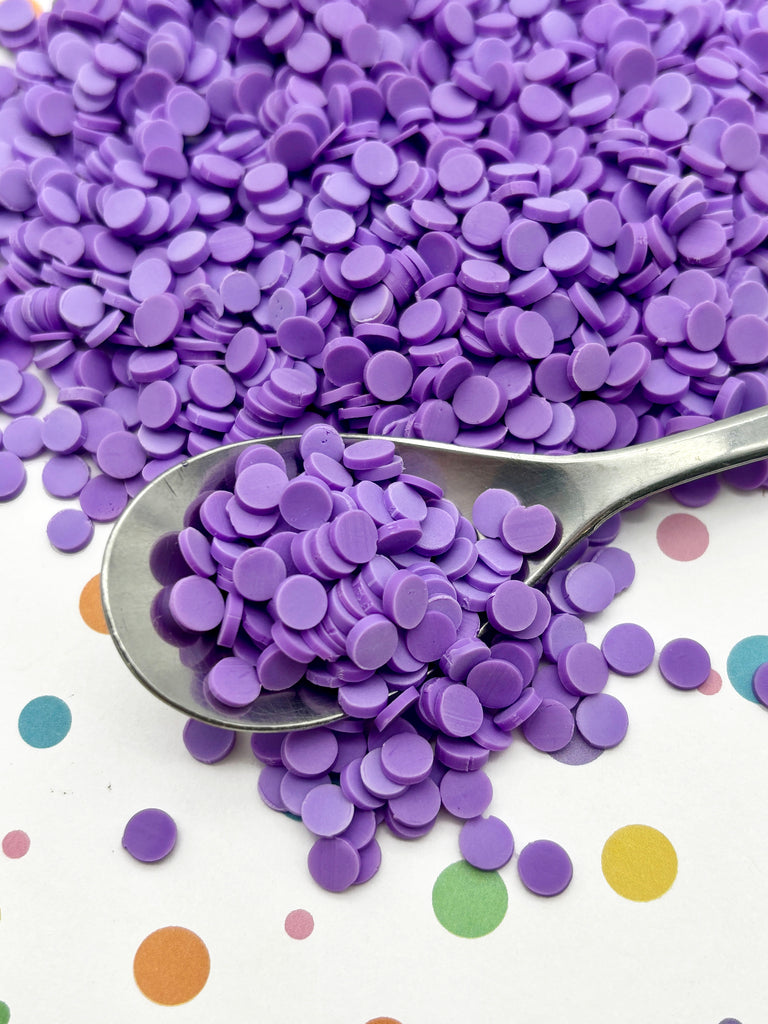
[101,407,768,732]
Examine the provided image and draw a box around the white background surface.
[2,452,768,1024]
[1,0,767,1018]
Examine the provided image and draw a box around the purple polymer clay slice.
[517,839,573,897]
[300,783,356,838]
[0,450,27,501]
[359,747,407,800]
[574,693,629,749]
[387,778,441,830]
[2,416,44,459]
[658,637,711,690]
[486,581,538,635]
[467,659,524,709]
[601,622,655,675]
[46,509,94,553]
[79,475,128,522]
[752,663,768,708]
[41,454,91,499]
[169,576,225,633]
[379,732,434,786]
[500,503,557,555]
[521,699,575,752]
[258,765,288,812]
[557,642,609,696]
[206,656,261,708]
[183,718,236,764]
[279,477,333,531]
[434,683,484,738]
[346,615,399,671]
[307,836,361,892]
[122,808,177,863]
[439,768,493,819]
[405,609,458,663]
[281,729,339,779]
[382,570,429,629]
[459,815,515,871]
[95,430,146,480]
[562,561,615,613]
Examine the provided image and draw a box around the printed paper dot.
[18,695,71,748]
[284,909,314,939]
[2,830,30,859]
[133,926,210,1005]
[656,513,709,561]
[432,860,508,938]
[698,669,722,695]
[0,1001,9,1024]
[79,574,109,634]
[601,824,677,901]
[726,635,768,704]
[365,1018,403,1024]
[550,729,604,765]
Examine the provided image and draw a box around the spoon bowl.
[102,408,768,732]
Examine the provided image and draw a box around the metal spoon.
[101,407,768,732]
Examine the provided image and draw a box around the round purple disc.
[658,637,711,689]
[752,663,768,708]
[521,699,575,752]
[182,719,237,764]
[575,694,629,749]
[122,808,177,863]
[459,815,515,870]
[517,839,573,897]
[301,783,356,838]
[601,623,655,675]
[47,509,94,553]
[439,768,493,819]
[0,450,27,500]
[307,836,361,892]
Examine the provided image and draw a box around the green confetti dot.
[432,860,508,938]
[0,999,10,1024]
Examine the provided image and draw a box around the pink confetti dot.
[284,909,314,940]
[2,829,30,858]
[656,513,709,562]
[698,669,722,695]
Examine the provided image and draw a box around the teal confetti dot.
[18,696,72,748]
[726,636,768,704]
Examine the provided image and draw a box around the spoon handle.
[587,404,768,506]
[523,406,768,586]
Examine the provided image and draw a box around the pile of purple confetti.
[173,425,708,892]
[0,0,767,890]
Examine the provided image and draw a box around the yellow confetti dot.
[79,574,109,634]
[601,824,677,901]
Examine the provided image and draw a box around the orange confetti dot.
[133,926,210,1005]
[30,0,42,14]
[79,574,109,634]
[365,1019,403,1024]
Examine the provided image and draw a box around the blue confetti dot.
[18,696,72,748]
[726,636,768,705]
